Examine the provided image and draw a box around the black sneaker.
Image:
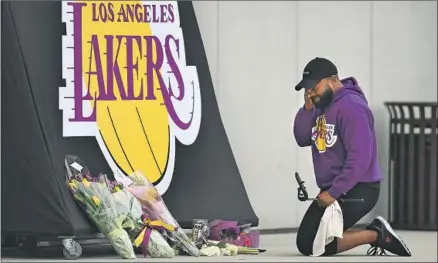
[366,216,411,257]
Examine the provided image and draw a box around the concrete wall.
[193,1,437,230]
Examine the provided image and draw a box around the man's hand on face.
[304,90,313,110]
[317,191,336,207]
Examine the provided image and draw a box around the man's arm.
[293,106,315,147]
[327,105,373,199]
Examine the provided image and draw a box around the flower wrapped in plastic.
[126,171,200,257]
[108,181,175,258]
[65,156,136,259]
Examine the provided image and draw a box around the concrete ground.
[2,231,437,262]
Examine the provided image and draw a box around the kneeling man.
[293,57,411,257]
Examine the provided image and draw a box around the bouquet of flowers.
[65,156,136,259]
[67,174,136,259]
[109,181,143,222]
[107,180,175,258]
[125,171,200,257]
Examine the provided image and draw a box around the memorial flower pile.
[64,155,263,259]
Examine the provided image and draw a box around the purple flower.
[68,183,77,195]
[85,174,93,181]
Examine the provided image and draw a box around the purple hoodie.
[293,77,382,199]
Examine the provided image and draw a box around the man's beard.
[312,86,333,109]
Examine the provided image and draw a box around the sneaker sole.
[376,216,411,256]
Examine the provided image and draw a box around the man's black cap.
[295,57,338,91]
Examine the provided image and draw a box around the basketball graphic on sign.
[59,1,202,195]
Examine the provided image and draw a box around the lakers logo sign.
[311,115,337,153]
[59,1,202,195]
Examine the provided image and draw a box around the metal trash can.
[385,102,437,231]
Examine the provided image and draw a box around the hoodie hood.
[331,77,368,105]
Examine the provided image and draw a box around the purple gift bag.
[208,220,259,248]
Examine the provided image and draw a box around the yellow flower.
[92,196,100,207]
[69,182,77,190]
[147,188,157,198]
[82,178,91,188]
